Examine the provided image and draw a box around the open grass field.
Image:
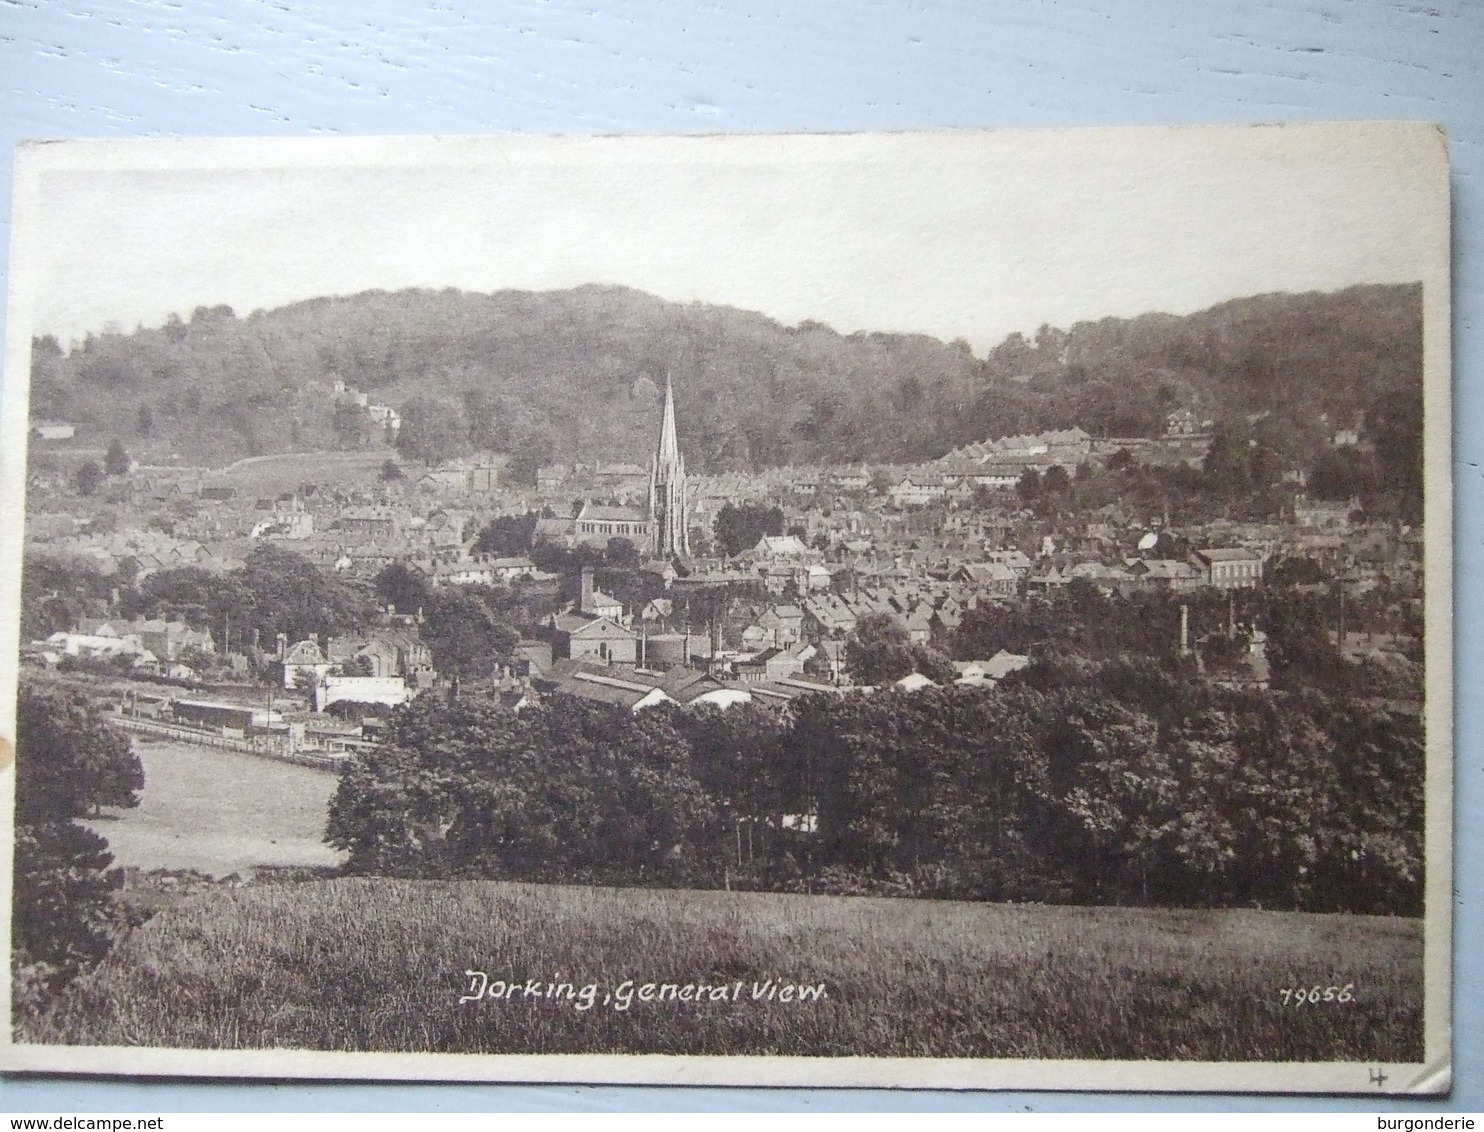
[23,877,1423,1061]
[83,736,344,877]
[199,450,400,496]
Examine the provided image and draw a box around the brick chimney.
[580,567,595,613]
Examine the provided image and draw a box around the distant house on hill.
[280,638,333,689]
[790,473,821,497]
[593,462,649,500]
[639,597,674,627]
[367,403,402,432]
[429,560,495,587]
[489,556,540,583]
[419,459,500,495]
[889,478,947,507]
[1164,408,1200,437]
[335,507,399,543]
[536,465,569,492]
[1126,558,1202,591]
[953,650,1031,686]
[31,420,76,441]
[984,548,1033,575]
[894,672,937,692]
[1190,547,1264,589]
[1293,495,1356,531]
[119,618,215,662]
[953,561,1018,598]
[45,629,149,662]
[757,604,805,648]
[418,466,468,494]
[537,658,752,713]
[327,628,437,689]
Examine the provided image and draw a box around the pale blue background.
[0,0,1478,1113]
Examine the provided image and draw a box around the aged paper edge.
[0,122,1455,1094]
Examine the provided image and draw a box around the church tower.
[648,374,690,558]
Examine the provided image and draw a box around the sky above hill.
[13,123,1447,355]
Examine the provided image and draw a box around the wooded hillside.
[29,282,1422,472]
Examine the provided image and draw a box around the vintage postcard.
[0,124,1452,1092]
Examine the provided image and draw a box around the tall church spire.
[648,373,689,558]
[657,372,681,469]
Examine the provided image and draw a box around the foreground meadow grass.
[23,878,1422,1060]
[83,737,344,876]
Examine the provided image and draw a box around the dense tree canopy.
[326,695,717,884]
[326,667,1421,915]
[714,502,785,558]
[421,589,519,685]
[124,545,375,649]
[395,395,468,463]
[374,561,431,618]
[473,512,538,557]
[327,565,1424,920]
[844,612,953,687]
[21,553,113,641]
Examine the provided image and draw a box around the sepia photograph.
[0,123,1452,1091]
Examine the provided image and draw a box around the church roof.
[577,503,646,523]
[553,613,636,639]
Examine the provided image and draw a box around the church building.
[648,375,690,558]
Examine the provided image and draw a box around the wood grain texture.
[0,0,1479,1112]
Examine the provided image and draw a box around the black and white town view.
[13,281,1426,1062]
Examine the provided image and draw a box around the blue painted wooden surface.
[0,0,1480,1113]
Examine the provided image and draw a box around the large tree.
[12,683,141,994]
[241,544,375,644]
[74,459,104,496]
[421,588,519,687]
[16,683,144,821]
[473,512,538,558]
[12,822,122,994]
[374,561,431,618]
[843,612,920,687]
[714,502,784,558]
[103,438,131,476]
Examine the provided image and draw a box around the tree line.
[326,639,1423,916]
